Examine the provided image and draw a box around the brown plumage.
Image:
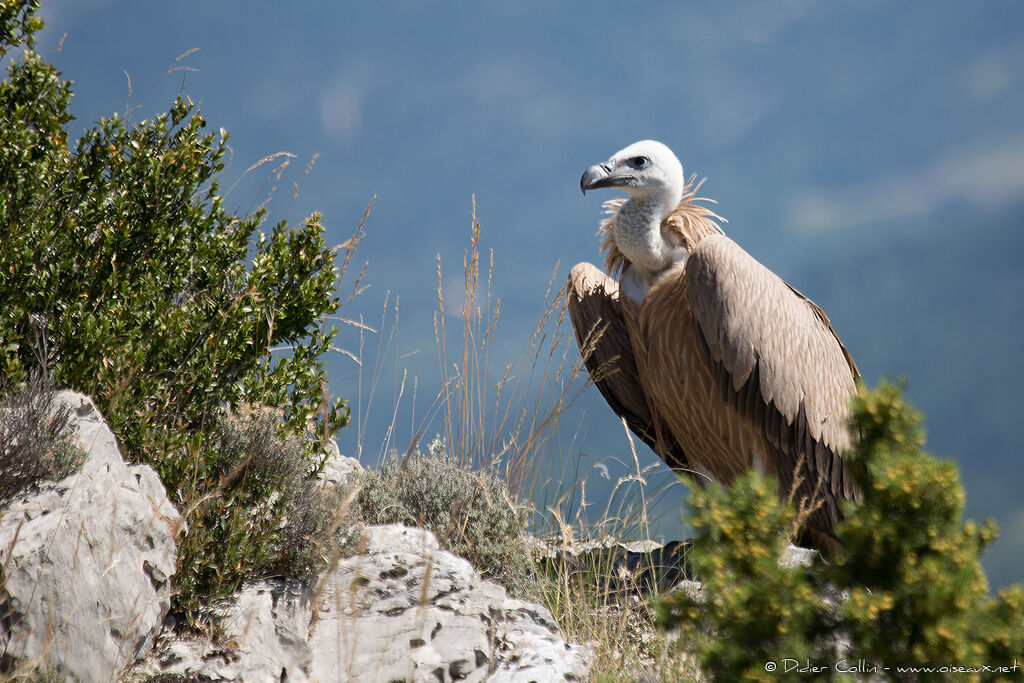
[569,140,861,550]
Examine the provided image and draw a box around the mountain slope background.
[25,1,1024,588]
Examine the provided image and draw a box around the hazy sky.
[28,1,1024,586]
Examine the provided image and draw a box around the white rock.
[132,526,592,682]
[129,577,313,682]
[0,391,181,682]
[318,438,362,487]
[779,544,820,569]
[308,524,593,683]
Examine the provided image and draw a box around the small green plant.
[658,380,1024,682]
[658,470,828,681]
[355,437,535,598]
[171,405,306,609]
[0,371,84,503]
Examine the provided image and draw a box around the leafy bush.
[659,381,1024,682]
[0,371,84,502]
[356,437,535,598]
[172,406,305,608]
[0,1,349,616]
[660,472,826,680]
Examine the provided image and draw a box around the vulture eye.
[630,156,650,169]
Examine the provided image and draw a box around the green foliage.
[655,469,833,681]
[659,380,1024,682]
[273,473,361,580]
[356,438,535,598]
[0,1,43,58]
[661,472,828,682]
[171,406,307,611]
[0,6,348,616]
[827,381,1002,674]
[0,90,344,443]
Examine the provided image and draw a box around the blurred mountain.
[26,0,1024,588]
[796,201,1024,590]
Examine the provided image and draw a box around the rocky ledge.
[0,392,593,682]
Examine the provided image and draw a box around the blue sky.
[32,1,1024,586]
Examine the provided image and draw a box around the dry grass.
[0,662,65,683]
[0,372,84,503]
[335,197,703,681]
[532,429,699,681]
[431,197,593,491]
[353,436,536,598]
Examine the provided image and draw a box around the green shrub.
[0,1,349,617]
[171,406,305,609]
[825,382,1003,675]
[273,474,362,580]
[658,381,1024,682]
[356,437,535,598]
[659,471,827,681]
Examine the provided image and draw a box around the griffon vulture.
[568,140,861,550]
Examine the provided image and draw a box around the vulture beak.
[580,162,629,195]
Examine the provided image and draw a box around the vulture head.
[580,139,685,210]
[580,140,689,290]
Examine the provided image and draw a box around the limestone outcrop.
[1,392,593,681]
[132,525,593,682]
[0,391,181,682]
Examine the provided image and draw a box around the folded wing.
[567,262,689,471]
[683,234,862,525]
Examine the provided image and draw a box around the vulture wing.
[683,234,862,513]
[567,262,689,470]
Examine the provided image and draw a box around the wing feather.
[683,234,862,515]
[567,262,689,470]
[572,198,861,546]
[685,234,858,453]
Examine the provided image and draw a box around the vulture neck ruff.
[600,178,725,300]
